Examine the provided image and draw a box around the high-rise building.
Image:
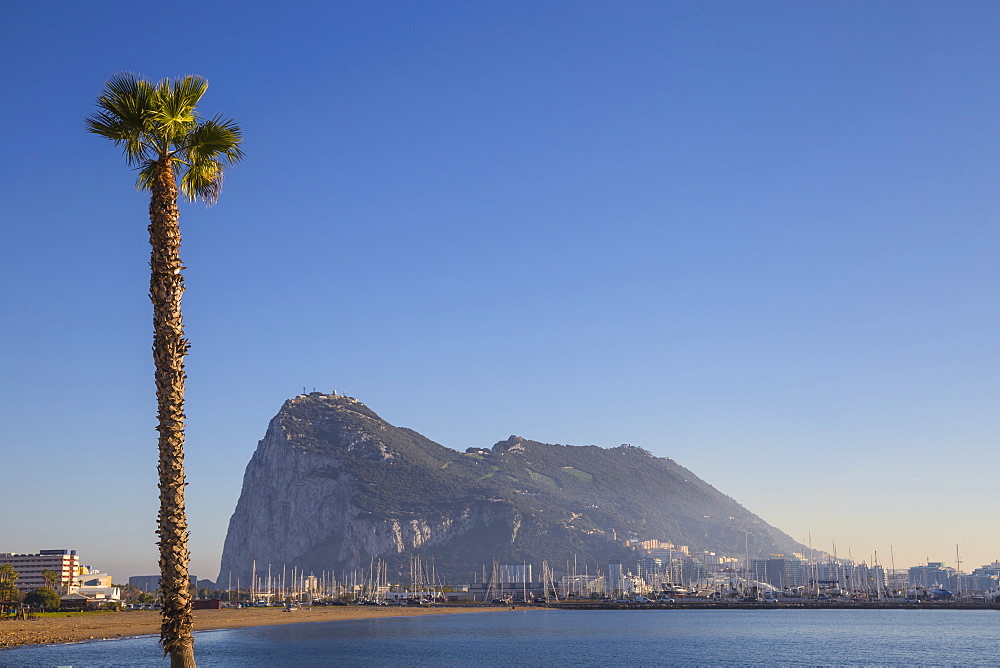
[750,557,805,589]
[963,562,1000,593]
[681,557,708,586]
[636,557,663,586]
[498,564,532,584]
[908,562,955,590]
[0,549,80,591]
[606,563,624,595]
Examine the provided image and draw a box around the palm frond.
[172,75,209,110]
[181,115,245,165]
[179,159,223,205]
[97,73,151,129]
[174,115,244,205]
[86,72,157,165]
[85,110,133,142]
[136,160,159,192]
[149,76,207,146]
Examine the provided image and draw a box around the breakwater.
[544,599,1000,611]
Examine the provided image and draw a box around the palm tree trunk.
[149,157,196,667]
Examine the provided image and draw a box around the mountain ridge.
[218,392,804,584]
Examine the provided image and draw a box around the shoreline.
[0,605,527,650]
[4,600,997,650]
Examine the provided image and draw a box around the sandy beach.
[0,605,524,649]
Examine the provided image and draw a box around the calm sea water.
[1,609,997,667]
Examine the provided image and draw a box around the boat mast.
[956,544,962,596]
[890,547,896,598]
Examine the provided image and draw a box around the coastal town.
[4,546,999,616]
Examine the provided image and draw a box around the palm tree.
[41,569,60,592]
[87,73,243,667]
[0,563,18,602]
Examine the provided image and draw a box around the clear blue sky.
[2,1,997,582]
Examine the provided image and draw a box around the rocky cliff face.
[218,393,803,584]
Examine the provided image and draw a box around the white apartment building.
[0,549,80,591]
